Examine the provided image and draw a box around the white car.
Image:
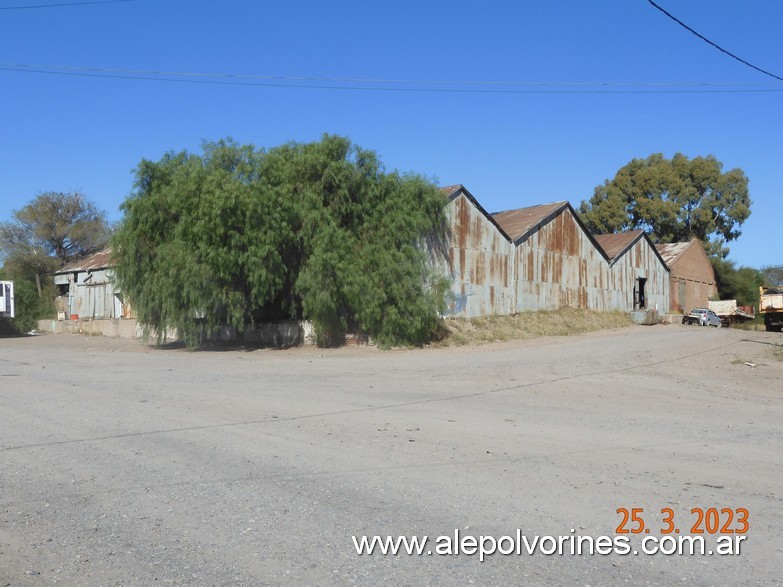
[683,308,722,327]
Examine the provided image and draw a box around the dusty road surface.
[1,325,782,585]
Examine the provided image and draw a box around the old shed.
[655,239,717,313]
[53,248,132,320]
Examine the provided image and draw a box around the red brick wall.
[668,241,717,312]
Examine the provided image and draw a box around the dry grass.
[434,308,632,347]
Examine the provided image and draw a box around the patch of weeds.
[435,309,632,347]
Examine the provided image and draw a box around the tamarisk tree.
[112,135,450,347]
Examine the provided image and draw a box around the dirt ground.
[1,324,782,585]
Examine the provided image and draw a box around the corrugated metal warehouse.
[440,185,670,318]
[655,239,717,313]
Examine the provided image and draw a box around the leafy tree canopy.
[710,258,763,308]
[579,153,751,257]
[0,191,112,278]
[112,135,449,347]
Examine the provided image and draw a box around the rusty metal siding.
[515,207,610,312]
[440,192,670,318]
[612,239,670,312]
[441,192,515,317]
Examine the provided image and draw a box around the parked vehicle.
[759,286,783,332]
[682,308,721,327]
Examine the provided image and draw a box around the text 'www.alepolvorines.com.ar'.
[352,529,746,562]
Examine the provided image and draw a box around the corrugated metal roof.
[655,241,691,265]
[439,185,463,198]
[491,202,570,243]
[56,247,113,274]
[594,230,645,262]
[594,230,670,270]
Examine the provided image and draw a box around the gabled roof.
[491,202,569,243]
[655,240,693,266]
[491,201,610,262]
[594,230,645,262]
[55,247,113,274]
[594,231,670,269]
[440,184,512,242]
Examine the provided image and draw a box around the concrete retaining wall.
[37,318,318,347]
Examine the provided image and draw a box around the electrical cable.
[647,0,783,82]
[0,0,135,10]
[2,63,782,94]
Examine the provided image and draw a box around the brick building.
[655,239,717,313]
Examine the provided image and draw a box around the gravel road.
[1,325,782,585]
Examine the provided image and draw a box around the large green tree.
[579,153,750,257]
[112,135,449,347]
[0,191,112,267]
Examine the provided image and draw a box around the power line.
[1,62,779,88]
[647,0,783,82]
[0,0,134,9]
[2,63,782,94]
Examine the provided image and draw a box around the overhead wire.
[2,62,781,94]
[0,0,135,10]
[647,0,783,82]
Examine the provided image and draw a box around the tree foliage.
[579,153,751,257]
[112,135,450,347]
[710,258,763,308]
[0,191,112,269]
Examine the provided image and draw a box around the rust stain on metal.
[443,187,669,318]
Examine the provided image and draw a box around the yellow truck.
[759,286,783,332]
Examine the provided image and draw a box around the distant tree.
[760,265,783,286]
[710,258,763,307]
[112,136,449,347]
[579,153,751,257]
[0,191,112,289]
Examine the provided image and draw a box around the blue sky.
[1,0,780,268]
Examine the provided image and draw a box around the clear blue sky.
[1,0,780,268]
